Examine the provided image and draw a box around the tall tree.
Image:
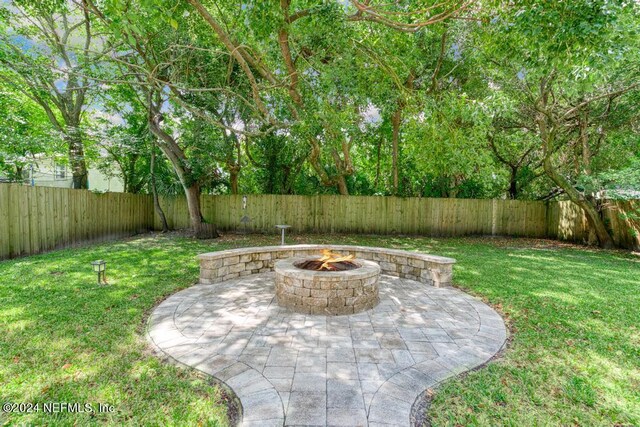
[0,79,56,182]
[83,1,227,237]
[481,0,640,247]
[184,0,473,195]
[0,1,108,188]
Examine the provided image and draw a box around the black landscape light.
[91,260,107,285]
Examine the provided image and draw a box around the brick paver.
[148,273,506,426]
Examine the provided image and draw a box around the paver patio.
[147,273,506,426]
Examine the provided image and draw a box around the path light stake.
[91,260,107,285]
[275,224,291,245]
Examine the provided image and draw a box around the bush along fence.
[0,184,638,259]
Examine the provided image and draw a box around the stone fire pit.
[274,257,380,315]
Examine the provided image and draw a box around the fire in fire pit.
[295,250,359,271]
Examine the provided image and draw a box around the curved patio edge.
[197,244,456,287]
[368,294,508,426]
[145,301,286,425]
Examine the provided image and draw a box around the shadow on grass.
[1,233,638,425]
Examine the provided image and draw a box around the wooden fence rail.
[1,184,638,259]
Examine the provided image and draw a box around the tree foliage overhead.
[0,0,638,245]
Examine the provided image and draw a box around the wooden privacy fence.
[547,199,640,249]
[156,194,550,237]
[0,184,153,259]
[1,185,638,259]
[156,195,639,249]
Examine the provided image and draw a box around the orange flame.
[318,249,355,270]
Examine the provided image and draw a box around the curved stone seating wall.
[197,244,455,287]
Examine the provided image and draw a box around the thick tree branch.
[564,82,640,119]
[347,0,474,32]
[186,0,273,122]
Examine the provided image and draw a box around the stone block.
[379,261,396,272]
[328,297,346,308]
[245,260,263,270]
[356,295,373,306]
[392,255,406,265]
[239,254,252,262]
[294,287,311,297]
[363,285,377,295]
[433,267,453,287]
[310,289,330,298]
[200,268,216,279]
[331,280,349,290]
[400,264,414,274]
[364,276,378,286]
[309,306,328,315]
[305,296,328,307]
[303,279,321,289]
[408,258,425,268]
[336,288,354,298]
[201,259,223,269]
[320,282,333,290]
[223,256,240,266]
[377,252,390,262]
[229,263,245,274]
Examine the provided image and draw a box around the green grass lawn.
[0,233,638,426]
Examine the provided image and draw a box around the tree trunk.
[374,133,382,191]
[543,158,613,248]
[336,175,349,196]
[184,184,217,238]
[147,106,218,238]
[390,72,414,196]
[229,165,239,194]
[66,132,88,189]
[391,108,401,195]
[150,142,169,232]
[309,138,351,195]
[15,165,23,183]
[508,167,518,199]
[579,112,592,175]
